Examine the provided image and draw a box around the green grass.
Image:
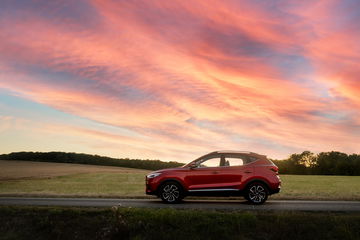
[273,175,360,200]
[0,173,359,200]
[0,206,359,240]
[0,173,146,197]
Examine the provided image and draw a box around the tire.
[159,181,183,203]
[245,182,268,204]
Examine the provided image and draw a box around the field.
[0,160,148,180]
[0,160,147,197]
[272,175,360,200]
[0,160,359,200]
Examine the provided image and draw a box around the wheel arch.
[157,178,186,193]
[243,178,271,192]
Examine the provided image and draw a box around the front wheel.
[159,181,183,203]
[245,182,268,204]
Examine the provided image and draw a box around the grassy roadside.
[1,206,359,240]
[273,175,360,200]
[1,174,359,200]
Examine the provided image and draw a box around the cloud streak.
[0,0,359,161]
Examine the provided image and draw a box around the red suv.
[146,151,281,204]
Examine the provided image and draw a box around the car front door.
[184,155,224,190]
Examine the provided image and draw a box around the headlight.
[147,172,162,179]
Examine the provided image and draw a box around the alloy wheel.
[161,184,180,203]
[248,184,267,204]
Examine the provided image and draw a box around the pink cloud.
[1,0,360,159]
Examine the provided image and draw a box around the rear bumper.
[270,187,281,194]
[269,180,281,195]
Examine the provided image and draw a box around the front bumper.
[145,177,158,195]
[146,184,157,195]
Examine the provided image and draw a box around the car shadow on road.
[147,199,275,206]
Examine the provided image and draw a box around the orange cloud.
[1,0,360,160]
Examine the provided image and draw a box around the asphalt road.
[1,197,360,212]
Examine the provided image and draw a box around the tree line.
[272,151,360,175]
[1,151,359,175]
[0,151,183,171]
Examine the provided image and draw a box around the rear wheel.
[159,181,183,203]
[245,182,268,204]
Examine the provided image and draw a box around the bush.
[0,206,359,240]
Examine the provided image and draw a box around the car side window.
[198,157,220,168]
[225,157,245,167]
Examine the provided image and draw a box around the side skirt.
[186,188,244,197]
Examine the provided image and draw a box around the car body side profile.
[146,151,281,204]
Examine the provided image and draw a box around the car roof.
[186,150,267,165]
[203,150,266,158]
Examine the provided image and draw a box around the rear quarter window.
[247,156,259,163]
[222,154,259,166]
[225,157,244,166]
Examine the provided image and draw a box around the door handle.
[244,171,252,173]
[212,171,219,174]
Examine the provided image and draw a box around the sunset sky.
[1,0,359,162]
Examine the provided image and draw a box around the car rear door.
[215,165,253,189]
[214,154,254,189]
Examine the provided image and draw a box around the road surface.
[1,197,359,212]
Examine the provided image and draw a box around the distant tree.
[285,152,307,174]
[0,152,183,170]
[315,151,348,175]
[1,151,360,175]
[298,151,316,168]
[271,150,360,176]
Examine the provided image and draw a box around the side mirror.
[189,162,197,169]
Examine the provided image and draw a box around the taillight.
[270,166,279,175]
